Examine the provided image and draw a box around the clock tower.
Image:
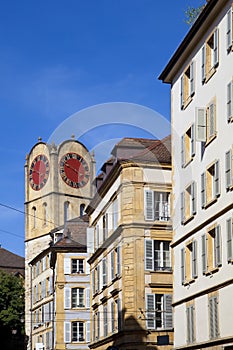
[24,137,95,344]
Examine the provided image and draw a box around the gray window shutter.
[145,239,154,271]
[181,135,185,167]
[227,81,232,121]
[208,103,215,138]
[64,287,71,309]
[201,45,206,82]
[196,107,206,142]
[64,321,71,343]
[227,218,233,261]
[181,75,184,108]
[111,251,115,280]
[64,258,71,274]
[97,265,100,291]
[209,296,218,339]
[164,294,173,329]
[146,294,155,329]
[201,172,206,208]
[214,225,221,267]
[187,306,194,343]
[191,124,195,157]
[202,234,207,274]
[144,190,154,221]
[190,61,195,96]
[86,321,90,342]
[181,191,185,224]
[213,28,219,67]
[192,240,198,279]
[92,270,95,294]
[225,149,232,189]
[116,246,121,276]
[96,225,99,248]
[214,160,220,198]
[227,8,232,50]
[86,288,90,308]
[102,258,107,286]
[191,182,196,215]
[181,248,185,284]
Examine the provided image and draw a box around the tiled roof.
[0,247,25,277]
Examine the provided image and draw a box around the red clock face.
[29,155,50,191]
[59,153,90,188]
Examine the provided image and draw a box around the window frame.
[201,224,222,275]
[146,293,173,330]
[145,239,172,272]
[180,60,195,110]
[181,181,196,225]
[201,160,220,209]
[202,28,219,84]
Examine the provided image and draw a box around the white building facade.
[160,0,233,349]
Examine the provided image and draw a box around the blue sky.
[0,0,204,256]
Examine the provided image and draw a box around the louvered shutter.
[214,160,220,198]
[190,61,195,96]
[208,103,215,138]
[187,306,194,343]
[227,218,233,261]
[192,240,198,279]
[181,248,185,284]
[44,302,49,323]
[92,270,95,294]
[86,321,90,342]
[181,75,184,108]
[225,150,232,189]
[97,265,100,291]
[191,124,195,157]
[144,190,154,221]
[64,258,71,274]
[227,81,232,121]
[181,135,185,167]
[191,182,196,215]
[117,246,121,276]
[111,250,115,280]
[145,239,154,271]
[146,294,155,329]
[202,234,207,274]
[213,28,219,67]
[96,225,99,248]
[64,287,71,309]
[214,225,221,267]
[201,172,206,208]
[86,288,90,308]
[201,45,206,82]
[227,8,233,50]
[209,297,218,339]
[102,258,107,286]
[181,191,185,224]
[64,322,71,343]
[164,294,173,329]
[196,107,206,142]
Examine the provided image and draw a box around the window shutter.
[187,306,194,343]
[96,225,99,248]
[227,218,233,261]
[227,8,233,50]
[144,190,155,221]
[227,81,232,121]
[208,103,216,138]
[97,265,100,291]
[86,321,90,342]
[196,107,206,142]
[181,248,185,284]
[181,191,185,224]
[92,270,95,294]
[201,45,206,82]
[225,149,232,189]
[111,301,115,333]
[117,298,122,330]
[64,287,71,309]
[164,294,173,329]
[64,258,71,274]
[86,260,90,275]
[64,321,71,343]
[181,75,184,108]
[201,234,207,274]
[209,297,218,339]
[213,28,219,67]
[201,172,206,208]
[102,258,107,286]
[111,250,115,280]
[181,135,185,167]
[86,288,90,308]
[113,197,118,230]
[214,160,220,198]
[116,246,121,276]
[192,240,198,279]
[190,61,195,96]
[215,225,221,267]
[146,294,155,329]
[191,181,196,215]
[191,124,195,157]
[145,239,154,271]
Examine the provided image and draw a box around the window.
[227,217,233,262]
[209,295,219,339]
[146,294,172,330]
[186,304,195,344]
[144,190,171,221]
[32,206,36,229]
[80,203,85,216]
[226,6,233,52]
[202,225,221,275]
[196,101,216,145]
[103,213,108,241]
[103,305,108,337]
[116,246,121,276]
[201,160,220,208]
[72,321,84,342]
[71,259,84,274]
[202,28,219,83]
[227,80,233,121]
[225,149,233,190]
[181,241,197,285]
[71,288,84,308]
[64,201,70,223]
[145,239,171,271]
[181,182,197,224]
[181,124,195,167]
[180,61,195,109]
[102,258,107,287]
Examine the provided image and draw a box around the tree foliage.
[0,270,25,332]
[184,2,206,26]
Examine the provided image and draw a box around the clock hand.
[65,162,79,174]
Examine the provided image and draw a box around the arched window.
[64,201,70,223]
[43,202,47,225]
[32,206,36,229]
[80,203,85,217]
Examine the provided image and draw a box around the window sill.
[204,267,219,276]
[203,197,217,209]
[182,157,194,169]
[183,278,195,286]
[228,115,233,123]
[205,66,217,83]
[182,215,194,225]
[226,184,233,192]
[205,133,217,147]
[182,96,193,110]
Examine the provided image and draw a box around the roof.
[0,247,25,277]
[159,0,226,83]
